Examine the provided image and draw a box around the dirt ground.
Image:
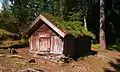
[0,48,120,72]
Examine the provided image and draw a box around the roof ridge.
[24,14,66,38]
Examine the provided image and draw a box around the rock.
[0,49,4,54]
[8,48,18,54]
[0,54,5,57]
[27,58,36,63]
[7,55,23,59]
[36,54,72,64]
[48,55,66,63]
[96,53,115,62]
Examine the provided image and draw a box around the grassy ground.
[0,39,28,48]
[0,28,23,48]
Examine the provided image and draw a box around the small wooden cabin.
[24,15,66,54]
[24,15,91,57]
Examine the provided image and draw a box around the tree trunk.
[100,0,106,50]
[84,16,87,30]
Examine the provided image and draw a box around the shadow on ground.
[104,59,120,72]
[70,50,98,61]
[9,43,29,49]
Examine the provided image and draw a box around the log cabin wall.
[29,24,64,54]
[51,36,63,54]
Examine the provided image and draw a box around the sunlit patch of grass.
[0,39,28,48]
[91,44,100,49]
[0,28,14,40]
[0,40,20,48]
[0,29,13,36]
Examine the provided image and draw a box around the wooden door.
[39,37,50,52]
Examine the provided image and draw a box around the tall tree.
[1,0,10,20]
[0,0,12,27]
[10,0,45,34]
[67,0,95,30]
[100,0,106,49]
[0,0,18,33]
[52,0,65,17]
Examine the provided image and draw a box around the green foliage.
[68,12,83,21]
[67,0,95,21]
[0,40,20,48]
[42,13,95,38]
[52,0,65,16]
[1,0,10,18]
[108,43,120,52]
[0,29,13,40]
[42,13,64,24]
[0,39,28,48]
[1,0,96,39]
[58,21,94,38]
[10,0,45,34]
[91,44,100,49]
[9,0,66,34]
[0,29,12,36]
[0,0,19,33]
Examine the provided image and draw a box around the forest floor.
[0,48,120,72]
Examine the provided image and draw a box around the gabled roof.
[24,15,66,38]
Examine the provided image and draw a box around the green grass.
[0,28,14,40]
[0,40,20,48]
[0,39,28,48]
[91,44,100,49]
[0,28,28,48]
[0,28,13,36]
